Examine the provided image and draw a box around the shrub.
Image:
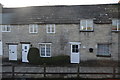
[51,55,70,65]
[39,55,70,65]
[27,47,40,64]
[27,47,70,65]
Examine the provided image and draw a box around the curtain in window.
[97,44,110,55]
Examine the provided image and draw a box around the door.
[9,45,17,60]
[0,41,2,55]
[71,44,80,63]
[22,44,30,62]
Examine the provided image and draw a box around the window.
[80,19,93,31]
[29,24,38,33]
[97,44,110,56]
[72,45,79,53]
[2,25,11,32]
[39,43,51,57]
[46,24,55,33]
[112,19,120,31]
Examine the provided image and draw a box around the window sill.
[96,54,111,57]
[40,56,51,57]
[80,30,94,32]
[112,30,120,32]
[47,33,55,34]
[2,31,11,32]
[29,32,38,34]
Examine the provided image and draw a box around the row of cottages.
[0,3,119,63]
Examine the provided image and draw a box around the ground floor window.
[97,44,110,56]
[39,43,51,57]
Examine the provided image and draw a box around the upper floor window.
[29,24,38,33]
[80,19,93,31]
[2,25,11,32]
[112,19,120,31]
[46,24,55,33]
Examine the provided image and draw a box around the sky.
[0,0,119,8]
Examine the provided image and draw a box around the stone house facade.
[0,3,2,56]
[0,4,119,63]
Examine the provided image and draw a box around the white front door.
[70,43,80,63]
[22,44,30,62]
[0,41,2,55]
[9,45,17,60]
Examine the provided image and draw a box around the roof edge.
[3,3,119,9]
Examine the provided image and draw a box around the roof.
[2,4,120,24]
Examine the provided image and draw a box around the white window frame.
[1,25,11,32]
[39,43,51,57]
[46,24,55,33]
[29,24,38,33]
[112,19,120,31]
[80,19,93,31]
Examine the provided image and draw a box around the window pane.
[24,46,27,49]
[97,44,110,55]
[29,24,38,33]
[72,45,75,49]
[118,20,120,30]
[112,20,117,30]
[87,20,93,30]
[46,48,50,56]
[40,44,51,57]
[48,26,51,32]
[75,45,78,49]
[29,25,33,32]
[6,26,10,31]
[75,45,79,53]
[72,48,75,53]
[72,45,78,53]
[112,20,117,25]
[46,45,50,56]
[34,25,37,33]
[76,49,78,53]
[2,25,11,32]
[40,45,45,56]
[47,24,55,33]
[2,25,6,31]
[41,48,45,56]
[51,26,54,32]
[34,28,37,32]
[80,20,86,30]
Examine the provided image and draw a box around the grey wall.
[0,4,2,80]
[0,4,2,41]
[2,23,119,61]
